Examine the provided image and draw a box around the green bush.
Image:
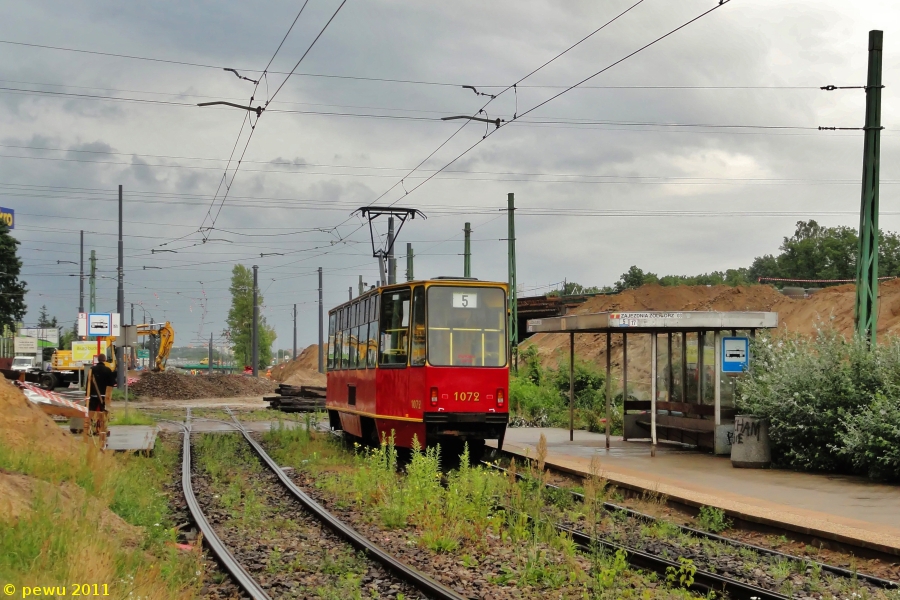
[839,392,900,481]
[737,327,900,480]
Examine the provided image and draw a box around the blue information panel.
[88,313,112,337]
[721,337,750,373]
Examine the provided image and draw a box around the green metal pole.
[508,193,518,371]
[463,222,471,278]
[89,249,97,312]
[406,243,414,281]
[855,30,883,345]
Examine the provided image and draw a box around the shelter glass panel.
[379,288,410,366]
[426,286,507,367]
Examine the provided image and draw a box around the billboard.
[72,341,109,363]
[17,328,59,349]
[0,207,13,229]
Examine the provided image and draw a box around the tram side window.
[333,329,342,371]
[379,288,410,366]
[349,302,358,369]
[327,313,336,370]
[410,286,426,366]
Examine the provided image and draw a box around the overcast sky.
[3,0,898,352]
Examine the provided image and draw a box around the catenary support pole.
[79,230,84,314]
[855,29,884,345]
[318,267,324,373]
[89,250,96,312]
[208,333,213,375]
[650,333,657,457]
[569,332,575,442]
[463,222,471,278]
[116,185,125,390]
[387,217,396,285]
[349,287,352,301]
[292,303,297,363]
[358,275,363,297]
[507,193,518,371]
[406,243,414,281]
[252,265,259,377]
[605,332,611,450]
[622,333,628,441]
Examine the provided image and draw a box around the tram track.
[178,408,466,600]
[484,458,900,599]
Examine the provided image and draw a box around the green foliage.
[695,506,731,534]
[665,557,697,589]
[0,221,26,330]
[738,328,900,480]
[510,351,621,433]
[225,264,276,369]
[567,220,900,293]
[839,392,900,481]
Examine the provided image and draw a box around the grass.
[0,433,201,598]
[108,406,157,426]
[263,426,707,598]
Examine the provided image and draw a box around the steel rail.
[179,409,273,600]
[225,410,467,600]
[486,460,899,590]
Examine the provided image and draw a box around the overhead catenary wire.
[390,0,738,204]
[0,41,827,90]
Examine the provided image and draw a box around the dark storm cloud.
[1,0,897,347]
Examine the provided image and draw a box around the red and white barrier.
[18,381,88,416]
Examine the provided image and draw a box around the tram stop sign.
[721,337,750,373]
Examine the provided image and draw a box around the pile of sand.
[0,378,77,455]
[522,280,900,385]
[269,344,326,387]
[0,379,139,542]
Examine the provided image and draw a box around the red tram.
[325,277,509,454]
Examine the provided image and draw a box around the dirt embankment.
[130,371,277,400]
[0,379,138,540]
[522,280,900,385]
[268,344,326,387]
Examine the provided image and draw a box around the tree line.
[550,220,900,295]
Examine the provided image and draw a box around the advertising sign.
[17,328,59,349]
[0,207,13,229]
[72,341,108,363]
[14,337,37,353]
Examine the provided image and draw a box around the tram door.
[407,286,428,426]
[379,288,412,438]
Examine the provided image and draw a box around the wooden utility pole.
[855,30,884,344]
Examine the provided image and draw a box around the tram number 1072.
[454,391,480,402]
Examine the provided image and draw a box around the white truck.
[11,356,37,371]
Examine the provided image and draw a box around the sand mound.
[523,280,900,388]
[0,378,78,455]
[0,470,141,544]
[270,344,325,386]
[130,371,276,400]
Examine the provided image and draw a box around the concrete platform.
[490,427,900,557]
[105,425,158,452]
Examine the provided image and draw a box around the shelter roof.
[526,310,778,334]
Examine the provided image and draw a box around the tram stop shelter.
[525,311,778,456]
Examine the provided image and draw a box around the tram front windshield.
[427,286,507,367]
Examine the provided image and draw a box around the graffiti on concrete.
[732,417,761,445]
